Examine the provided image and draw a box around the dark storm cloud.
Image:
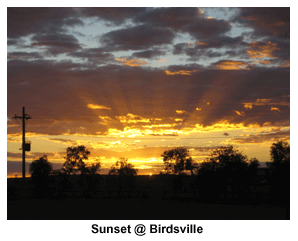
[7,59,106,131]
[173,35,245,60]
[204,35,245,48]
[100,24,175,51]
[233,7,290,39]
[7,39,20,46]
[134,7,202,30]
[7,7,83,39]
[68,48,115,63]
[134,7,231,39]
[7,52,44,60]
[224,49,248,58]
[79,7,148,25]
[31,33,82,56]
[8,39,17,45]
[132,49,167,59]
[184,17,231,40]
[182,49,224,62]
[98,8,233,52]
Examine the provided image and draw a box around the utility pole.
[13,107,31,179]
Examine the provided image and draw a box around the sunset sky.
[7,7,290,177]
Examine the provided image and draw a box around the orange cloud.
[213,60,250,70]
[243,98,289,110]
[247,41,280,59]
[176,110,186,114]
[87,103,111,110]
[280,60,290,68]
[271,107,281,112]
[255,99,272,104]
[243,103,253,109]
[165,70,198,75]
[98,116,113,125]
[116,58,149,67]
[187,41,207,47]
[143,124,176,129]
[191,121,260,133]
[235,110,245,116]
[116,113,150,124]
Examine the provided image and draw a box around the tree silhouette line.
[9,140,290,212]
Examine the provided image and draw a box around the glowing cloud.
[247,41,280,59]
[87,104,111,110]
[235,110,245,116]
[98,116,113,125]
[165,70,198,75]
[213,60,250,70]
[143,124,175,129]
[243,103,253,109]
[243,98,289,109]
[176,110,186,114]
[116,113,150,124]
[116,58,149,67]
[271,107,281,112]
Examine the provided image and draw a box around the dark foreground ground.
[7,197,287,220]
[7,175,289,220]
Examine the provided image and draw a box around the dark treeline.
[7,140,290,220]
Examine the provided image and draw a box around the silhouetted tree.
[109,158,138,197]
[86,162,101,175]
[62,145,90,175]
[78,160,102,198]
[267,140,290,169]
[29,155,53,198]
[29,155,53,178]
[249,157,260,170]
[266,140,290,185]
[198,145,259,200]
[266,140,290,214]
[60,146,102,197]
[109,158,138,176]
[162,147,196,175]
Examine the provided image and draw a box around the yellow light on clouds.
[87,104,111,110]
